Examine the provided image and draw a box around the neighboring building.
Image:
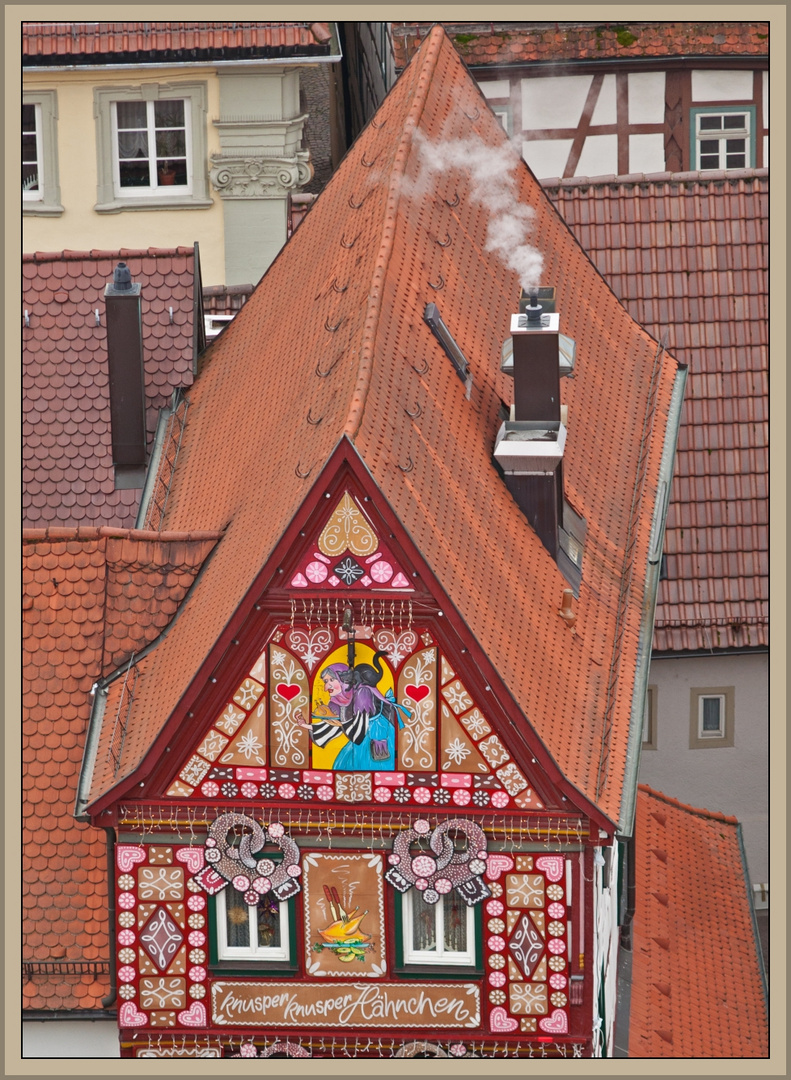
[628,785,767,1057]
[23,246,204,530]
[379,20,771,898]
[22,21,343,286]
[392,21,769,181]
[544,170,769,896]
[25,26,685,1059]
[23,526,222,1056]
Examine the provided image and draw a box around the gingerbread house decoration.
[72,26,683,1058]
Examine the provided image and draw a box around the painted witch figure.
[296,655,410,770]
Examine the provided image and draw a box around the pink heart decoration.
[405,684,430,703]
[486,853,515,881]
[539,1008,569,1034]
[116,845,146,873]
[277,683,301,702]
[119,1001,148,1027]
[489,1006,518,1034]
[178,1001,207,1027]
[536,855,565,882]
[175,847,205,874]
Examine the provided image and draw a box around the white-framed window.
[692,107,755,170]
[22,90,63,215]
[215,886,290,963]
[697,693,726,739]
[402,889,476,967]
[23,102,42,200]
[689,686,734,749]
[112,98,191,196]
[93,82,211,212]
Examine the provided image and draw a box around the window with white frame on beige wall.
[93,82,212,212]
[689,686,735,749]
[22,90,63,215]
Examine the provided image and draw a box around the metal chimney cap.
[113,262,132,290]
[105,262,141,297]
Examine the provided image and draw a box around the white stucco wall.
[639,651,768,885]
[691,68,754,101]
[627,72,665,124]
[592,846,620,1057]
[23,1020,119,1058]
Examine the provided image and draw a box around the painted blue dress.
[310,691,408,771]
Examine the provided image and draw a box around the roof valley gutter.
[74,532,224,818]
[342,26,443,441]
[618,360,688,839]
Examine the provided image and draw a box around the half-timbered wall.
[479,66,768,179]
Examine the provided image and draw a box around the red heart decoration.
[405,684,430,702]
[277,683,301,702]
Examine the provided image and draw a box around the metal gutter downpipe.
[618,360,688,839]
[100,827,117,1010]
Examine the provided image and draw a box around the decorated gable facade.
[71,26,683,1059]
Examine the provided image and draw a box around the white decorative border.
[303,852,386,977]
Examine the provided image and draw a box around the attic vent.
[423,303,472,398]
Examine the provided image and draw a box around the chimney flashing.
[511,311,560,334]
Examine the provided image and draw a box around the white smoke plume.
[408,127,544,291]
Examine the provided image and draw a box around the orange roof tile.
[23,248,199,530]
[630,785,768,1057]
[82,26,679,830]
[545,171,768,652]
[23,528,219,1011]
[393,21,769,69]
[23,21,334,64]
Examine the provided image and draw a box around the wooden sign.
[303,853,386,977]
[211,981,481,1028]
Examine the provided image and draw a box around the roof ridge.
[542,167,769,189]
[23,247,196,263]
[342,25,444,440]
[23,527,224,543]
[637,783,740,824]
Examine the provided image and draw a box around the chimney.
[494,287,570,560]
[104,262,147,487]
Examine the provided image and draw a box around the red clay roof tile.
[393,21,768,69]
[23,21,334,62]
[83,27,678,830]
[630,785,768,1057]
[544,172,768,651]
[23,527,220,1011]
[23,248,198,530]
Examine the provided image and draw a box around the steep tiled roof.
[23,21,334,64]
[23,248,197,530]
[630,785,768,1057]
[82,27,678,829]
[393,21,769,69]
[23,528,220,1012]
[544,171,768,652]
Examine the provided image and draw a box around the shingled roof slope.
[83,27,679,829]
[23,21,334,64]
[545,171,768,652]
[629,785,768,1057]
[23,248,197,530]
[393,21,769,69]
[23,528,220,1011]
